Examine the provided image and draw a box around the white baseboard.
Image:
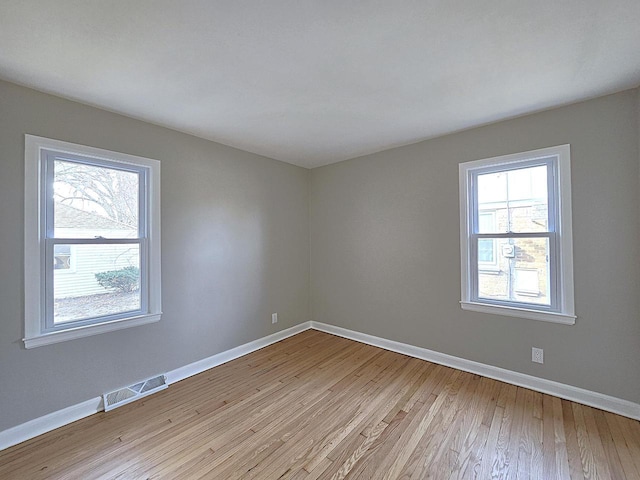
[0,397,103,452]
[165,322,312,384]
[3,319,637,452]
[310,321,640,421]
[0,321,312,452]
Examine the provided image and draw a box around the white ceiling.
[1,1,639,168]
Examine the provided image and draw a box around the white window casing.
[24,135,162,348]
[459,145,575,325]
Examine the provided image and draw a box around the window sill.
[23,313,162,348]
[460,301,575,325]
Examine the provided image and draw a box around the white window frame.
[24,135,162,348]
[459,145,575,325]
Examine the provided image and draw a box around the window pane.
[53,243,141,324]
[477,165,549,233]
[477,237,550,306]
[478,238,495,263]
[477,211,496,235]
[53,160,139,239]
[54,244,72,270]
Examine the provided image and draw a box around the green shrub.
[95,266,140,293]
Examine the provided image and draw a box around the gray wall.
[0,80,310,431]
[311,89,640,404]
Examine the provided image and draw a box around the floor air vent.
[103,374,168,412]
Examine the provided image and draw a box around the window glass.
[54,244,72,270]
[53,244,141,324]
[477,213,496,264]
[477,165,549,234]
[54,159,139,239]
[478,239,495,263]
[477,237,551,306]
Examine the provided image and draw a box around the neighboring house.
[476,167,550,306]
[54,203,139,299]
[478,208,551,305]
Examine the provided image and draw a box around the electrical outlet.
[272,313,278,324]
[532,347,544,364]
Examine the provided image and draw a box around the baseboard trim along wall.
[2,319,638,451]
[0,397,104,453]
[164,322,311,384]
[0,322,312,451]
[309,321,640,421]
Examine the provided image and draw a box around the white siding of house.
[54,228,139,299]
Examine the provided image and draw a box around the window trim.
[24,135,162,348]
[459,145,575,325]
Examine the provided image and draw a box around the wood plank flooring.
[1,330,639,479]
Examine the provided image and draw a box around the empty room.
[1,1,640,479]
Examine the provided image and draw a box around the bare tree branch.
[53,162,138,227]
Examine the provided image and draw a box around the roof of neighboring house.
[55,203,136,231]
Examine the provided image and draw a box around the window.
[459,145,575,324]
[24,135,162,348]
[54,244,73,270]
[477,212,497,268]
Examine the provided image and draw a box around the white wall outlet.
[532,347,544,364]
[272,313,278,324]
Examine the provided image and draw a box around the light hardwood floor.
[1,330,639,479]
